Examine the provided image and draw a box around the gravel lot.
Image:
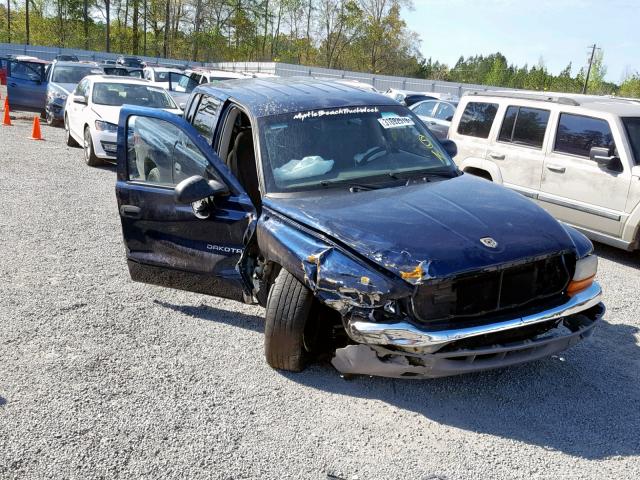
[1,103,640,479]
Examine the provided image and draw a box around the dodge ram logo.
[480,237,498,248]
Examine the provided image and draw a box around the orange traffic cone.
[2,98,11,126]
[30,116,43,140]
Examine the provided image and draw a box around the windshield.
[92,82,176,108]
[623,117,640,165]
[52,65,100,83]
[259,105,457,193]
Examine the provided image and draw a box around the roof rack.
[466,90,581,106]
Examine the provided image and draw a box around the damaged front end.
[253,208,604,379]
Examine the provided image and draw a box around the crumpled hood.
[265,174,579,281]
[91,104,182,125]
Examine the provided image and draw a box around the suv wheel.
[84,126,102,167]
[264,268,315,372]
[65,115,79,147]
[45,110,56,126]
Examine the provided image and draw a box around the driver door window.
[127,116,219,186]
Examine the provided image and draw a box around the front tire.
[264,269,315,372]
[84,126,102,167]
[65,115,79,147]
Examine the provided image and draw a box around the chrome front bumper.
[346,282,603,353]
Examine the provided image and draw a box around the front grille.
[412,254,573,326]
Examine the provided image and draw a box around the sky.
[405,0,639,83]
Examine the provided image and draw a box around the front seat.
[227,130,261,208]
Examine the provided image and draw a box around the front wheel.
[65,115,79,147]
[264,268,315,372]
[84,126,102,167]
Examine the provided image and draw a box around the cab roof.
[194,77,399,117]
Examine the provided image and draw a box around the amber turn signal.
[567,275,595,296]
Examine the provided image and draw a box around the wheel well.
[464,167,493,181]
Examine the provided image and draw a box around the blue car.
[114,78,605,378]
[44,61,104,125]
[6,58,50,114]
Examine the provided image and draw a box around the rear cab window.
[457,101,498,139]
[498,106,550,149]
[554,113,616,158]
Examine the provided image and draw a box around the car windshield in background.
[92,83,176,109]
[623,117,640,165]
[52,65,101,83]
[259,105,456,193]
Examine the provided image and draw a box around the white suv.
[449,91,640,251]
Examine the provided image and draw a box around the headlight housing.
[47,86,68,101]
[567,255,597,296]
[95,120,118,133]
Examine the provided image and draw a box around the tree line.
[1,0,639,97]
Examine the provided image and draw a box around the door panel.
[7,61,48,111]
[487,105,549,197]
[539,113,631,236]
[116,107,256,301]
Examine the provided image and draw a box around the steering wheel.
[358,145,388,165]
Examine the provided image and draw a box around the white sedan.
[64,75,182,166]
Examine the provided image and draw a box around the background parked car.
[449,91,640,251]
[64,76,182,166]
[6,58,51,114]
[102,66,144,78]
[385,88,439,106]
[410,98,459,139]
[0,56,8,85]
[143,66,185,87]
[54,54,79,62]
[116,56,145,68]
[45,61,104,125]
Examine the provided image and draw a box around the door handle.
[489,153,505,160]
[546,164,566,173]
[120,205,141,219]
[8,82,17,87]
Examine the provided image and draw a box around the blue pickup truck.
[114,78,604,378]
[6,58,50,114]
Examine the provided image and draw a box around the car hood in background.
[91,104,182,125]
[265,174,579,281]
[50,82,77,95]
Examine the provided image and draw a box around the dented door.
[115,106,256,301]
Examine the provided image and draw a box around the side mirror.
[179,102,186,110]
[174,175,229,204]
[72,95,87,105]
[440,139,458,158]
[589,146,622,172]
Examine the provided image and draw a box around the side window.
[498,106,550,148]
[457,102,498,138]
[127,116,219,185]
[192,95,222,144]
[9,61,44,81]
[127,115,218,186]
[75,79,89,97]
[434,103,456,121]
[554,113,615,157]
[413,101,437,117]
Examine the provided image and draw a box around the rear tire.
[264,268,315,372]
[147,167,161,182]
[84,126,102,167]
[65,115,79,147]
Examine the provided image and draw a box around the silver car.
[410,99,458,140]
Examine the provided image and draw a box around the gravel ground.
[1,110,640,480]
